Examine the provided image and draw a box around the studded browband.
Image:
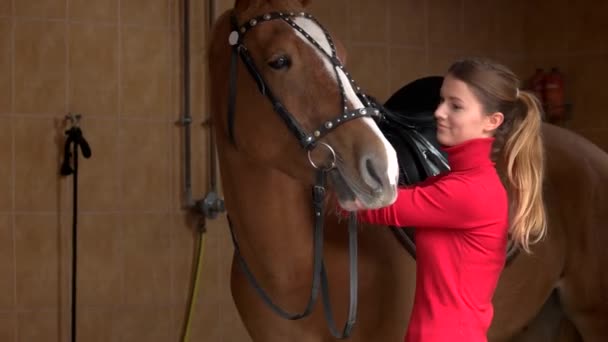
[228,11,383,150]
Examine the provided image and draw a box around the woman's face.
[434,74,503,146]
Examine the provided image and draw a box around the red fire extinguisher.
[544,67,565,122]
[529,68,547,106]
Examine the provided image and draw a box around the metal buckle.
[307,142,336,171]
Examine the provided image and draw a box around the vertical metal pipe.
[182,0,193,207]
[207,0,218,194]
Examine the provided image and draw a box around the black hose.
[60,122,91,342]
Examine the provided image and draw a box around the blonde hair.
[448,58,547,253]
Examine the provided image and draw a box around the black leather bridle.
[225,10,384,339]
[226,11,382,149]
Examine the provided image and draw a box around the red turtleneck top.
[353,137,508,342]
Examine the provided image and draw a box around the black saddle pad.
[376,76,449,186]
[366,76,450,257]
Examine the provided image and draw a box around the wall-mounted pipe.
[207,0,218,196]
[191,0,225,219]
[180,2,226,341]
[181,0,224,215]
[180,0,194,208]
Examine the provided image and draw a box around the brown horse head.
[209,0,398,209]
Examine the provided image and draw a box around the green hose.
[182,226,206,342]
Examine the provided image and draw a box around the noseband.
[224,10,381,339]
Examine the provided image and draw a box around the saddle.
[367,76,450,258]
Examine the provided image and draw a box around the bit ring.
[308,142,336,171]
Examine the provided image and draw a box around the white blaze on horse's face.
[292,18,399,189]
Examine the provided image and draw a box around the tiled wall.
[310,0,530,105]
[523,0,608,151]
[312,0,608,153]
[0,0,245,341]
[0,0,606,341]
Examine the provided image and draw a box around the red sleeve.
[354,175,493,229]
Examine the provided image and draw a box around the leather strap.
[320,212,358,338]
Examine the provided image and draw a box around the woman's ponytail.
[502,90,547,253]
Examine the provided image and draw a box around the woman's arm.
[349,176,497,229]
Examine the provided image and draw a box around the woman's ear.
[485,112,504,132]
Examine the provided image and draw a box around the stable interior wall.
[0,0,605,341]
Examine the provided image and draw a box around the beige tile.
[118,120,171,211]
[69,23,119,117]
[14,117,69,212]
[0,313,15,342]
[221,309,252,342]
[0,117,11,212]
[120,27,170,118]
[308,0,352,43]
[168,0,179,32]
[120,0,169,27]
[168,28,208,123]
[346,44,389,102]
[213,0,234,19]
[122,213,171,306]
[567,0,608,53]
[76,309,115,342]
[0,215,14,309]
[389,47,429,93]
[0,19,11,114]
[75,118,120,211]
[572,129,608,153]
[168,305,185,342]
[0,1,11,16]
[427,49,469,76]
[388,0,426,48]
[428,0,463,50]
[15,214,61,308]
[112,309,171,342]
[462,0,495,54]
[494,55,530,85]
[568,54,608,130]
[77,214,122,306]
[351,0,388,44]
[15,0,65,19]
[190,33,208,118]
[17,310,60,342]
[523,0,569,55]
[168,27,181,121]
[68,0,118,22]
[14,20,66,114]
[493,0,525,54]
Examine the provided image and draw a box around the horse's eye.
[268,55,291,70]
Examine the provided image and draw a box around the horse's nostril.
[364,157,383,191]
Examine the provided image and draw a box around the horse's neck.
[219,149,319,272]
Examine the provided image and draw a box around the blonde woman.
[339,58,547,341]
